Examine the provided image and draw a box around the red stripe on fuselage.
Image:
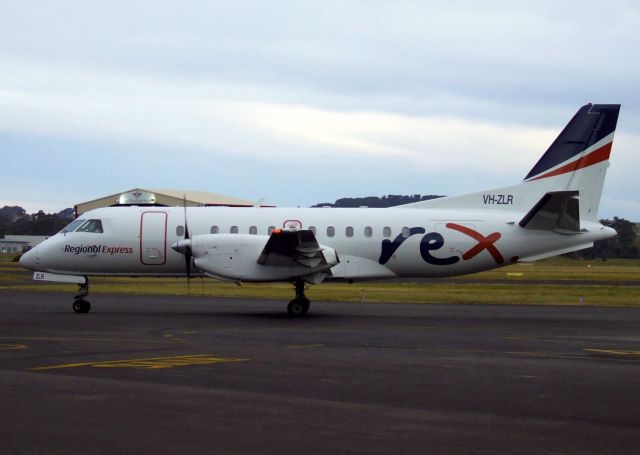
[528,142,612,181]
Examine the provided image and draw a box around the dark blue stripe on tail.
[524,104,620,180]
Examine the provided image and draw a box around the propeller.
[182,196,192,280]
[171,196,193,289]
[183,199,193,279]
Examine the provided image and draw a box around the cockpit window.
[59,219,86,233]
[76,219,104,233]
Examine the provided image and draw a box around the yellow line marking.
[506,336,612,345]
[0,343,27,350]
[31,354,249,371]
[505,351,602,361]
[0,336,179,344]
[584,349,640,356]
[162,334,188,343]
[505,351,639,363]
[287,344,324,349]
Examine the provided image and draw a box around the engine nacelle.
[188,234,338,282]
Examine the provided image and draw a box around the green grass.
[457,257,640,282]
[0,254,21,263]
[1,259,638,307]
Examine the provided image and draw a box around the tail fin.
[523,103,620,221]
[403,103,620,222]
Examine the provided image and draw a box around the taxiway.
[1,291,640,454]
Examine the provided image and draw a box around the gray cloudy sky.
[1,0,638,219]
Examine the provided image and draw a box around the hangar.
[74,188,264,216]
[0,235,49,253]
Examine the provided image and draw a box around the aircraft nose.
[19,248,39,270]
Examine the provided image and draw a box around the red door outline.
[140,211,168,265]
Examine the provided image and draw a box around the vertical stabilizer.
[523,104,620,221]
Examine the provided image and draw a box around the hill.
[312,194,443,208]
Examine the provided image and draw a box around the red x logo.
[446,223,504,264]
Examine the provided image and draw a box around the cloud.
[2,2,638,111]
[0,1,638,218]
[0,58,556,172]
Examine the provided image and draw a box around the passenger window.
[176,225,184,236]
[210,225,219,234]
[249,226,257,235]
[364,226,373,237]
[401,227,410,238]
[230,226,238,234]
[76,219,104,233]
[309,226,316,235]
[383,226,391,238]
[346,226,354,237]
[327,226,335,237]
[268,226,275,235]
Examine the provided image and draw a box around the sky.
[1,0,638,220]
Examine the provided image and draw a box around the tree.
[593,217,639,258]
[569,217,638,259]
[3,207,73,236]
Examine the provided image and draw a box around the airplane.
[20,103,620,316]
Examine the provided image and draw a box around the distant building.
[0,235,49,254]
[75,188,269,216]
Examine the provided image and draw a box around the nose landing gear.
[73,279,91,313]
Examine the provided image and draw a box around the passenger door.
[140,212,167,265]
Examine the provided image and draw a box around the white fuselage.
[20,205,614,281]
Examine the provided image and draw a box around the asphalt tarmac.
[2,291,640,454]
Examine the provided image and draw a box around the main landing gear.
[73,279,91,313]
[287,279,310,317]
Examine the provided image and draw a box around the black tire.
[73,300,91,313]
[73,300,83,313]
[287,298,310,317]
[301,298,310,315]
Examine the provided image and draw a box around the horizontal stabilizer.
[519,243,594,262]
[519,191,581,233]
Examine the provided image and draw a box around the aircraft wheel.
[287,298,310,317]
[73,299,91,313]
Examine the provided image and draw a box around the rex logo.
[378,223,504,266]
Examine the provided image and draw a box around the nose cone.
[19,248,39,270]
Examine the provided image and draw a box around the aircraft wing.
[257,229,331,269]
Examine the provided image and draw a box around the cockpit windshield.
[76,219,104,233]
[59,219,86,234]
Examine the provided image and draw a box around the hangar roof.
[74,188,267,216]
[145,188,256,206]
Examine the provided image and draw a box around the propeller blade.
[183,195,192,279]
[183,196,190,241]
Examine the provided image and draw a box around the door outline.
[140,211,168,265]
